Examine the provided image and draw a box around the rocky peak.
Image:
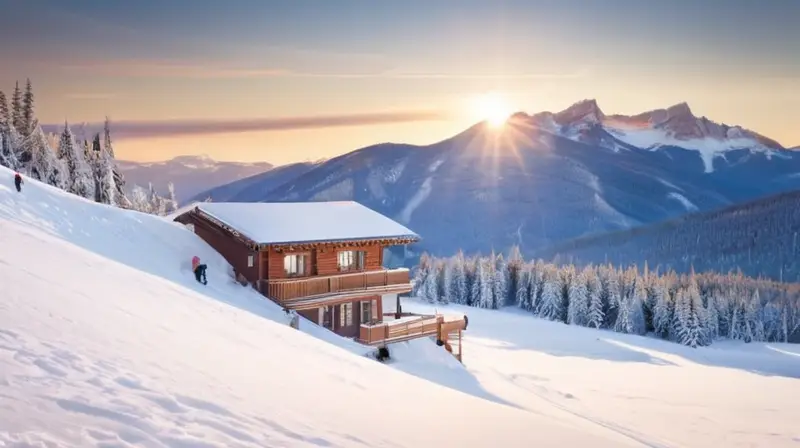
[554,99,605,126]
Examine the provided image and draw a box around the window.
[340,303,353,327]
[338,250,365,271]
[284,254,306,276]
[361,301,372,323]
[247,254,254,268]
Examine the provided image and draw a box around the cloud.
[60,59,289,79]
[42,110,447,139]
[56,57,586,80]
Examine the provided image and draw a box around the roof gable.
[192,201,419,245]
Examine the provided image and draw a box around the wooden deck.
[263,268,411,306]
[356,314,468,347]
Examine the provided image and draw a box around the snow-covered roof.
[193,201,419,245]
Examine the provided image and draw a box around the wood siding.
[265,244,384,279]
[266,269,410,302]
[176,213,260,283]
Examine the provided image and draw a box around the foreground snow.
[0,168,635,447]
[391,299,800,448]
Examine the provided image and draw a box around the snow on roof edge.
[189,201,421,245]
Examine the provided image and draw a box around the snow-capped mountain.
[190,160,323,203]
[206,100,800,263]
[117,155,273,203]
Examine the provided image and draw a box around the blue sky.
[1,0,798,163]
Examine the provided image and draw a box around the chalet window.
[340,303,353,327]
[338,250,365,271]
[247,254,254,268]
[284,254,306,276]
[361,300,372,323]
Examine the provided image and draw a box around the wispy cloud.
[42,110,447,139]
[63,92,119,100]
[56,57,586,80]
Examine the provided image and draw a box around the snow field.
[0,167,633,447]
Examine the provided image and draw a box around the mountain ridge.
[199,99,800,264]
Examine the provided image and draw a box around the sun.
[471,92,513,128]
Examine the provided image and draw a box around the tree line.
[412,247,800,347]
[0,79,177,215]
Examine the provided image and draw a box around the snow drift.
[0,167,634,447]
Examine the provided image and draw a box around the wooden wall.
[265,244,385,279]
[177,213,261,283]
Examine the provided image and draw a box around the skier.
[191,255,207,285]
[13,172,22,192]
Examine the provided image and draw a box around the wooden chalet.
[173,201,467,359]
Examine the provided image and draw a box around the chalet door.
[320,306,333,330]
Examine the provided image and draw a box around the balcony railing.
[264,268,410,302]
[357,314,468,346]
[358,315,442,345]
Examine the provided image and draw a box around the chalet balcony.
[263,268,411,307]
[357,313,468,346]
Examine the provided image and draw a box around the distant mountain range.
[534,189,800,282]
[199,99,800,267]
[117,155,273,203]
[189,161,322,203]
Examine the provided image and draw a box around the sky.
[1,0,799,165]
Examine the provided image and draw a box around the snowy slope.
[391,298,800,448]
[0,167,636,447]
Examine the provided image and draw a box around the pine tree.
[515,263,532,311]
[506,245,524,307]
[0,91,10,132]
[442,257,454,304]
[11,81,23,132]
[27,125,67,189]
[58,123,94,199]
[166,182,178,213]
[493,253,508,310]
[450,251,468,305]
[652,278,672,338]
[21,79,34,136]
[567,267,590,326]
[538,266,562,321]
[615,276,647,335]
[103,117,128,206]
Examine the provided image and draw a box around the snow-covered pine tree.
[450,251,468,305]
[538,265,563,321]
[103,116,128,205]
[615,275,647,335]
[147,183,167,215]
[557,264,575,323]
[0,90,10,132]
[506,245,524,307]
[493,253,508,310]
[515,262,532,311]
[422,259,440,303]
[21,79,34,136]
[651,277,672,338]
[743,289,765,343]
[585,266,603,328]
[26,125,67,189]
[411,253,432,298]
[567,267,589,326]
[441,257,454,304]
[11,81,23,133]
[128,184,151,213]
[470,257,494,309]
[529,260,546,315]
[166,182,178,214]
[58,123,94,199]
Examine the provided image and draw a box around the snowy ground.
[389,299,800,448]
[0,167,637,447]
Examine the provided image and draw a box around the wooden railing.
[357,315,443,345]
[265,268,410,302]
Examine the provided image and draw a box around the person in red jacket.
[191,256,207,285]
[13,172,22,192]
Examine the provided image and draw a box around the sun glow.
[471,92,513,128]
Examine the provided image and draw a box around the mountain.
[189,160,322,203]
[117,155,273,203]
[533,189,800,282]
[0,165,624,447]
[206,99,800,263]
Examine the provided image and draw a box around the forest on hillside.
[412,248,800,347]
[0,79,177,215]
[534,191,800,282]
